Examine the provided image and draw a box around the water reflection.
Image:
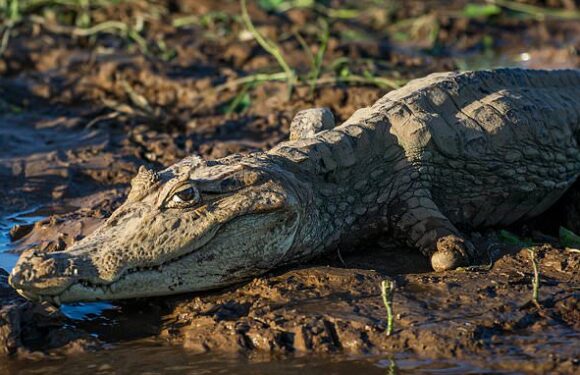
[60,302,119,321]
[0,343,505,375]
[0,207,44,271]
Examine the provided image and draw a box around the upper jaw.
[8,218,225,303]
[9,269,69,304]
[9,258,79,303]
[9,250,76,297]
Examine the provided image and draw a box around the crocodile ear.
[289,107,335,141]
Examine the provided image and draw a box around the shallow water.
[0,340,505,375]
[0,208,42,271]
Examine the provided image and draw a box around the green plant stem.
[0,25,12,57]
[492,0,580,20]
[214,72,290,92]
[315,74,404,90]
[527,248,540,307]
[386,357,398,375]
[29,16,149,54]
[309,18,329,97]
[240,0,296,98]
[225,83,251,114]
[77,0,91,28]
[381,279,395,336]
[172,15,200,28]
[214,71,405,95]
[9,0,18,20]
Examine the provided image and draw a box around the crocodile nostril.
[106,211,125,227]
[8,270,23,289]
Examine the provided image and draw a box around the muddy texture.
[1,0,579,372]
[0,269,101,357]
[159,243,580,373]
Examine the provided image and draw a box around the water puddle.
[0,208,44,271]
[60,302,120,321]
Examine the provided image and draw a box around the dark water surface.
[0,209,40,272]
[0,340,502,375]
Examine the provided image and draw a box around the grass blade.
[240,0,296,99]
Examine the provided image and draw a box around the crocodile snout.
[8,248,97,300]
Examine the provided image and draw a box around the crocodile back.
[376,68,580,227]
[377,68,580,158]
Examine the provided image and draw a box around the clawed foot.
[430,234,474,272]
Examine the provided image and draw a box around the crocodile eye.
[173,187,196,202]
[168,185,200,207]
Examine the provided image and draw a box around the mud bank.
[1,0,580,373]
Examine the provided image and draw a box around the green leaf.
[258,0,286,11]
[559,226,580,248]
[392,31,410,42]
[339,66,350,78]
[498,229,522,245]
[257,0,314,12]
[462,4,502,19]
[223,91,251,115]
[498,229,533,246]
[482,35,494,50]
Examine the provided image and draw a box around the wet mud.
[1,0,579,373]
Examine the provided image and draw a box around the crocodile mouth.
[12,223,224,304]
[14,243,213,305]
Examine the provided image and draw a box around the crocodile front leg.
[392,190,475,271]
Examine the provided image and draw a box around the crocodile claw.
[431,235,473,271]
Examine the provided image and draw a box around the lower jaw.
[15,289,61,305]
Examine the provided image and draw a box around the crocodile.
[9,68,580,303]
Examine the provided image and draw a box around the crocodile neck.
[267,111,406,262]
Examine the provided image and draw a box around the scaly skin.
[9,68,580,303]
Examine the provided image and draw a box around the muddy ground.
[1,0,579,373]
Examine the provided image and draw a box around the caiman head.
[9,155,304,303]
